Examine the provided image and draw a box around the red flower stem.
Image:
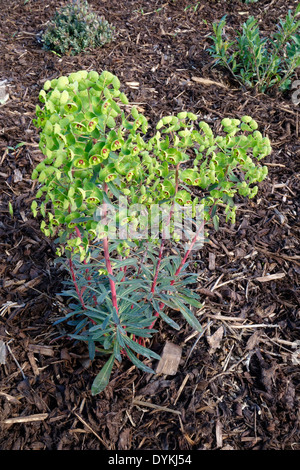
[69,256,86,311]
[172,218,206,281]
[151,240,165,294]
[149,218,205,329]
[149,202,216,329]
[103,183,119,315]
[67,218,88,310]
[150,163,180,295]
[73,225,98,307]
[103,236,119,314]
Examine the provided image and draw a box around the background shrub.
[42,0,115,56]
[208,3,300,93]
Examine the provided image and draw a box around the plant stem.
[149,202,216,329]
[102,182,119,315]
[150,163,180,295]
[73,225,98,307]
[173,202,216,279]
[69,256,86,310]
[151,241,165,294]
[172,219,205,280]
[149,217,206,329]
[102,236,119,314]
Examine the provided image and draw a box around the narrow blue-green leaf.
[88,338,95,361]
[112,306,120,325]
[159,310,181,330]
[113,258,138,269]
[178,294,203,309]
[125,326,157,338]
[117,294,143,308]
[122,334,161,360]
[172,298,202,332]
[97,291,109,305]
[116,326,126,348]
[113,340,122,362]
[91,354,115,396]
[124,347,155,374]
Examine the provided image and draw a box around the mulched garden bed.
[0,0,299,451]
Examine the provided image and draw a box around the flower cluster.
[31,70,271,394]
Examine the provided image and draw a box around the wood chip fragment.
[245,330,261,351]
[209,252,216,270]
[174,374,189,405]
[191,76,227,88]
[255,272,285,282]
[125,81,139,89]
[73,412,110,448]
[132,399,181,415]
[156,341,182,376]
[15,276,42,293]
[216,419,223,448]
[27,351,40,376]
[28,344,55,357]
[207,326,224,354]
[13,168,23,183]
[0,340,6,364]
[0,392,21,405]
[3,413,48,424]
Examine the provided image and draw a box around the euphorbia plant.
[31,70,270,394]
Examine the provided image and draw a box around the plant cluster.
[32,70,270,394]
[208,3,300,92]
[41,0,114,56]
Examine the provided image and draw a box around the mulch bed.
[0,0,299,451]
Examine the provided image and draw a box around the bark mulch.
[0,0,299,451]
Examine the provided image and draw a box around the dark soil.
[0,0,299,451]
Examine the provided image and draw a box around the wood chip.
[125,81,139,89]
[0,340,6,365]
[191,76,227,89]
[73,412,110,448]
[3,413,48,424]
[207,326,224,354]
[174,374,189,405]
[28,344,55,357]
[13,168,23,183]
[209,252,216,270]
[132,399,181,415]
[155,341,182,376]
[27,351,40,376]
[0,392,21,405]
[216,419,223,448]
[255,273,286,282]
[245,330,261,351]
[15,276,42,293]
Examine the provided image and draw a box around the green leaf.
[91,354,115,396]
[8,201,14,217]
[121,332,161,360]
[172,298,202,333]
[124,346,155,374]
[106,116,116,128]
[178,294,203,309]
[159,310,181,330]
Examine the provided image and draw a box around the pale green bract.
[32,70,270,259]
